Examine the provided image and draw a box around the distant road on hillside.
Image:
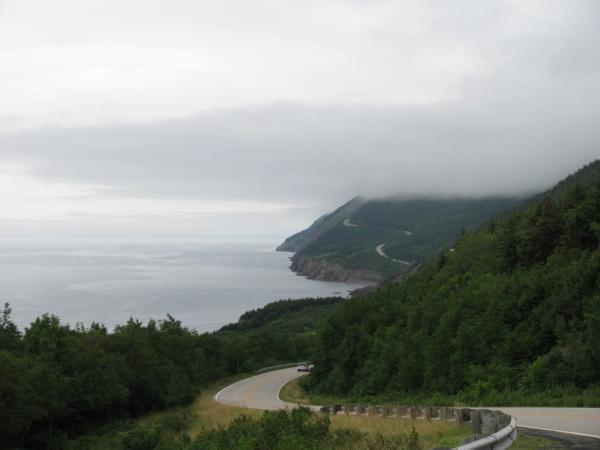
[216,368,600,440]
[375,243,411,265]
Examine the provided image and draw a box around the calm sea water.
[0,239,363,332]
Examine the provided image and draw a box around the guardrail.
[458,415,517,450]
[318,405,517,450]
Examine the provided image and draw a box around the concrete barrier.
[317,403,516,449]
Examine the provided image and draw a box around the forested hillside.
[281,196,521,283]
[277,197,365,253]
[220,297,344,334]
[305,161,600,405]
[276,213,337,252]
[0,297,339,449]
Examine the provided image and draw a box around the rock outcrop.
[290,255,382,285]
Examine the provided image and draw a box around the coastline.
[288,253,382,285]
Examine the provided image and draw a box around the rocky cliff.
[290,255,382,284]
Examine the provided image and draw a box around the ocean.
[0,239,364,332]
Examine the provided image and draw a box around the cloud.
[0,0,521,129]
[0,0,599,237]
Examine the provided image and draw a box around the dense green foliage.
[0,296,337,449]
[286,196,521,279]
[220,297,343,334]
[73,408,420,450]
[305,175,600,405]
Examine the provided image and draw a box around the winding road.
[375,243,411,265]
[215,367,312,410]
[216,368,600,442]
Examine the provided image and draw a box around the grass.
[281,377,471,448]
[69,377,471,449]
[143,375,264,437]
[329,414,470,449]
[65,374,263,449]
[151,391,263,438]
[280,377,572,448]
[158,382,470,447]
[279,376,312,405]
[152,393,471,446]
[510,433,563,449]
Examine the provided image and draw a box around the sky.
[1,0,599,239]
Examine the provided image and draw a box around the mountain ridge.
[277,197,365,253]
[278,195,522,283]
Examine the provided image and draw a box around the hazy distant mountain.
[278,195,522,283]
[277,197,365,252]
[530,160,600,203]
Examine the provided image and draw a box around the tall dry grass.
[329,414,469,448]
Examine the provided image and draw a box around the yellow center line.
[243,374,277,402]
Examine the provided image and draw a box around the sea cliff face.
[290,254,382,285]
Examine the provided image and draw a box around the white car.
[297,361,312,372]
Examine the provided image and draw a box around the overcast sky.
[1,0,599,239]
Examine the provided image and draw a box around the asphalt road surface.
[494,407,600,439]
[215,368,600,443]
[519,428,600,450]
[215,367,307,410]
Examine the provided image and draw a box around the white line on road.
[518,425,600,440]
[214,372,265,402]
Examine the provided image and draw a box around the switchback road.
[215,368,600,441]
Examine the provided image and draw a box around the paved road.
[215,367,308,410]
[375,243,411,265]
[494,407,600,439]
[216,368,600,441]
[519,428,600,450]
